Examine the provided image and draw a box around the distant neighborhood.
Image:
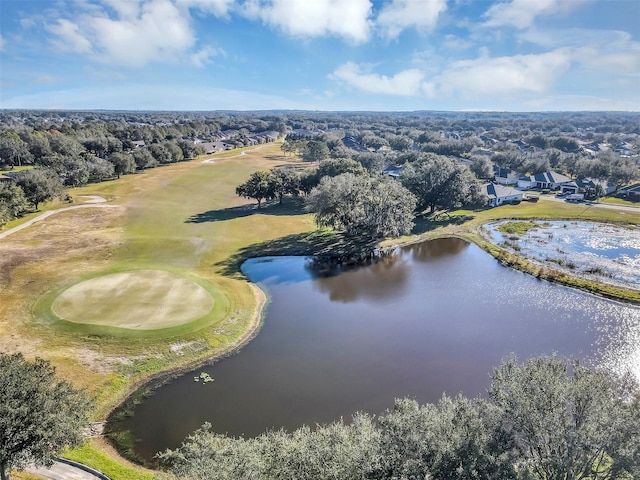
[1,110,638,227]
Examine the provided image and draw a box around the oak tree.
[0,353,91,480]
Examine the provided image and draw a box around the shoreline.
[105,281,267,418]
[103,281,268,464]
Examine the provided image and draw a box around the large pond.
[117,238,640,462]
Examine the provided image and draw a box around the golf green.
[51,270,214,330]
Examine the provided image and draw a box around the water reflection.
[409,236,469,262]
[312,255,409,303]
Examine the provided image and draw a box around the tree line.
[158,355,639,480]
[236,154,485,239]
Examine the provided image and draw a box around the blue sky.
[1,0,639,111]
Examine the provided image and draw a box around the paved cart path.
[0,196,118,240]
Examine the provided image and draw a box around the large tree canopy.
[14,168,64,210]
[0,353,91,480]
[400,155,482,213]
[236,170,276,208]
[305,173,416,238]
[0,182,29,226]
[303,140,330,162]
[489,355,640,480]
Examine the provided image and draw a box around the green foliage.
[306,173,417,238]
[550,137,580,153]
[470,156,494,180]
[270,168,300,204]
[0,353,92,480]
[496,221,539,235]
[489,354,640,480]
[303,140,330,162]
[87,157,115,182]
[317,158,367,179]
[401,155,481,213]
[132,149,158,171]
[373,397,514,480]
[108,152,136,178]
[236,170,276,208]
[14,168,64,209]
[0,132,31,167]
[159,356,640,480]
[0,182,29,225]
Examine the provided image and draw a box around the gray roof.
[483,182,522,199]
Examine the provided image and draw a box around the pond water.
[483,220,640,288]
[117,238,640,462]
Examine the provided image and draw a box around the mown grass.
[63,440,155,480]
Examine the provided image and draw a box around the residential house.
[199,142,229,154]
[483,183,524,207]
[493,167,518,186]
[617,183,640,201]
[560,178,603,195]
[382,164,404,178]
[517,171,572,190]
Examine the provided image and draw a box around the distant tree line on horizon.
[2,110,639,227]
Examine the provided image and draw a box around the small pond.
[116,238,640,462]
[483,220,640,288]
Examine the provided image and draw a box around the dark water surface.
[120,238,640,461]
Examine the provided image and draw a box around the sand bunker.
[52,270,214,330]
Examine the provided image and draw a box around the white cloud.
[88,0,195,66]
[331,49,573,101]
[433,49,572,98]
[190,45,225,67]
[330,62,427,96]
[176,0,235,16]
[483,0,589,29]
[442,34,473,51]
[521,28,640,72]
[242,0,372,43]
[45,0,234,67]
[47,19,93,53]
[102,0,145,18]
[376,0,447,39]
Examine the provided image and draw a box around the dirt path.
[0,196,118,240]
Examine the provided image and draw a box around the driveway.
[537,195,640,213]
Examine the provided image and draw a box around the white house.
[483,183,524,207]
[517,171,572,190]
[494,167,519,186]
